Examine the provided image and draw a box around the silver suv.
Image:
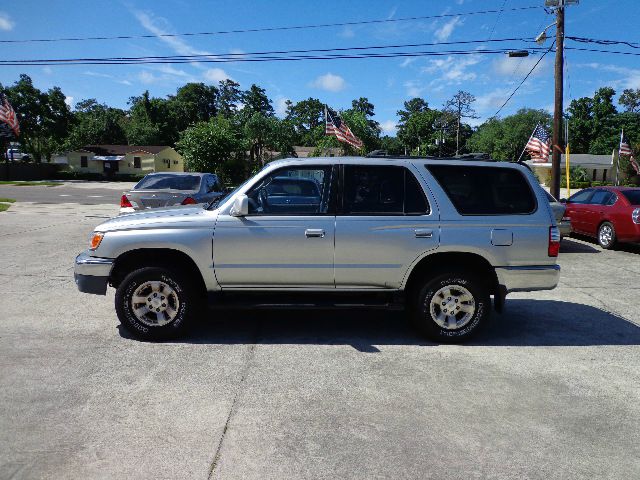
[74,157,560,342]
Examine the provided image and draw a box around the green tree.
[285,97,325,146]
[444,90,478,155]
[468,108,552,161]
[125,91,175,145]
[241,84,274,117]
[64,99,127,150]
[176,116,244,183]
[1,74,72,161]
[216,80,242,118]
[619,88,640,113]
[169,83,218,132]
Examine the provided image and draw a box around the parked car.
[5,147,30,161]
[120,172,224,214]
[563,186,640,248]
[545,191,571,239]
[75,157,560,343]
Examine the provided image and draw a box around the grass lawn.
[0,181,61,187]
[0,198,15,212]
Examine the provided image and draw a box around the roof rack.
[365,150,532,170]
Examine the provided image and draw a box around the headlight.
[633,208,640,225]
[89,232,105,250]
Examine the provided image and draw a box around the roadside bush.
[574,181,591,189]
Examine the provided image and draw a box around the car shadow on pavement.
[560,238,600,254]
[121,299,640,349]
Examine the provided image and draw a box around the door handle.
[305,229,325,238]
[414,229,433,238]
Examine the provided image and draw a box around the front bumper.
[74,251,114,295]
[495,264,560,293]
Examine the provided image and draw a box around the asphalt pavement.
[0,201,639,479]
[0,181,136,205]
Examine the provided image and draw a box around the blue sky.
[1,0,638,135]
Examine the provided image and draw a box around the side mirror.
[230,194,249,217]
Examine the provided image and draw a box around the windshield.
[621,190,640,205]
[207,178,252,210]
[134,174,201,191]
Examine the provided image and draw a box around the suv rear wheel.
[411,271,490,342]
[115,266,196,340]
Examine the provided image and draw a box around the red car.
[563,186,640,249]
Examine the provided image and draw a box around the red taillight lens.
[120,194,132,208]
[548,226,561,257]
[181,197,197,205]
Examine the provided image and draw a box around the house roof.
[80,145,171,155]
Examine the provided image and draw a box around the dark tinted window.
[427,165,536,215]
[568,189,593,204]
[621,190,640,205]
[135,174,201,190]
[590,190,613,205]
[80,156,88,168]
[133,156,141,169]
[247,166,332,215]
[405,170,430,214]
[344,166,429,215]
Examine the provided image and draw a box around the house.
[66,145,184,176]
[526,153,621,184]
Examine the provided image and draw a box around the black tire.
[115,266,197,340]
[410,271,490,343]
[597,221,616,249]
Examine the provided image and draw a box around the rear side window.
[621,190,640,205]
[343,165,430,215]
[427,165,536,215]
[589,190,613,205]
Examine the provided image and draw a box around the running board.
[207,292,405,310]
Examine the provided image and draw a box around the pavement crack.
[207,321,261,479]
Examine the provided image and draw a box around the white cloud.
[64,96,74,108]
[203,68,233,83]
[380,120,397,135]
[310,73,347,92]
[475,87,513,111]
[404,81,425,98]
[422,54,482,83]
[0,12,14,31]
[274,96,289,118]
[387,6,398,19]
[493,56,549,78]
[400,58,417,68]
[42,66,53,75]
[137,71,158,84]
[83,71,114,79]
[339,26,355,38]
[434,17,462,42]
[577,62,640,90]
[117,80,133,86]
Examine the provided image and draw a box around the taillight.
[633,208,640,224]
[548,226,561,257]
[181,197,197,205]
[120,194,132,208]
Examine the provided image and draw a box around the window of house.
[603,170,607,182]
[343,166,429,215]
[592,169,597,181]
[427,165,536,215]
[80,156,88,168]
[133,156,141,169]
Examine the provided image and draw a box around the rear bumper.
[558,220,571,237]
[74,251,113,295]
[495,264,560,293]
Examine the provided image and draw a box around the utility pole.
[550,1,565,199]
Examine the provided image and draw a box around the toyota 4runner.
[74,157,560,342]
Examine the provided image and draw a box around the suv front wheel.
[115,266,196,340]
[411,271,490,342]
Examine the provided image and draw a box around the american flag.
[619,130,633,156]
[325,106,363,149]
[525,123,551,162]
[0,93,20,138]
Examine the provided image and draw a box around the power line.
[0,5,542,44]
[0,37,535,64]
[487,0,509,41]
[0,48,550,67]
[566,36,640,49]
[489,41,556,120]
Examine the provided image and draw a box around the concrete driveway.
[0,202,638,479]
